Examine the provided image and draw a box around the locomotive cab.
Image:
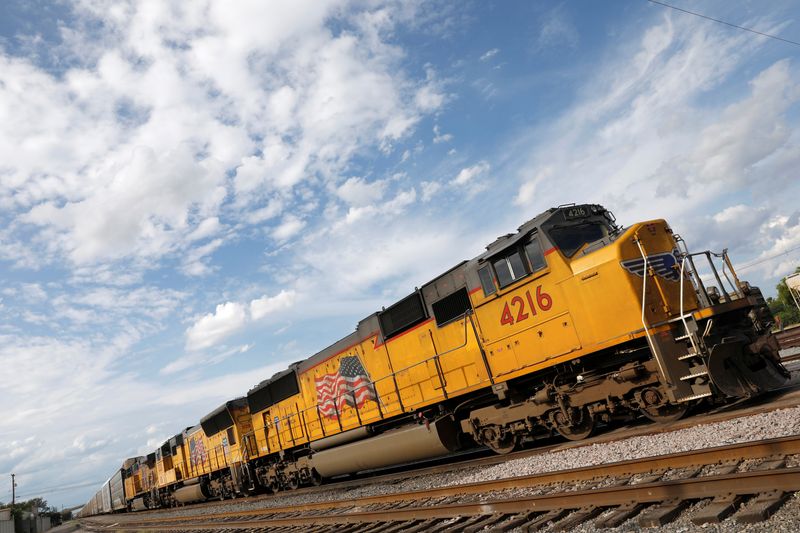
[540,204,622,258]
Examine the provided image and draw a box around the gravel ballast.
[103,363,800,530]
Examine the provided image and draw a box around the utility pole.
[11,474,16,505]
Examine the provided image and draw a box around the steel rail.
[84,468,800,531]
[83,434,800,530]
[777,326,800,350]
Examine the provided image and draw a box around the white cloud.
[433,124,453,144]
[420,181,442,202]
[272,215,306,242]
[480,48,499,61]
[161,344,252,376]
[181,238,225,277]
[537,6,579,50]
[187,217,222,242]
[2,0,441,277]
[250,290,297,320]
[513,14,792,222]
[184,290,299,351]
[185,302,248,351]
[452,161,490,185]
[336,177,388,205]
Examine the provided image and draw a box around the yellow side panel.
[155,458,175,488]
[476,256,581,378]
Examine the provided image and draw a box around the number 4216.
[500,285,553,326]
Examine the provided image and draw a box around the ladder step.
[678,352,699,361]
[677,392,712,402]
[674,334,691,341]
[680,371,708,381]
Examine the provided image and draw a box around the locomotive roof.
[479,207,557,260]
[200,396,247,423]
[248,365,299,396]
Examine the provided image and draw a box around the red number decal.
[500,285,553,326]
[525,290,538,317]
[536,285,553,311]
[511,296,528,323]
[500,303,514,326]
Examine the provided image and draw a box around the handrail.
[635,236,668,383]
[679,257,700,356]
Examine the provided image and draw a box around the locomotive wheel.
[552,408,594,441]
[481,425,517,455]
[640,402,688,423]
[486,435,517,455]
[638,388,689,423]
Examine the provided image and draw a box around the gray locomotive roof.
[248,365,300,396]
[200,396,247,424]
[475,208,557,263]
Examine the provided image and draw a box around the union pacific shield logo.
[620,249,681,282]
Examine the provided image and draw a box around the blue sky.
[1,0,799,508]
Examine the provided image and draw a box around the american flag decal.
[315,355,377,418]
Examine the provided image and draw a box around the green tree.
[768,266,800,327]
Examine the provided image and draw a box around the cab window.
[478,265,496,296]
[492,249,527,288]
[525,237,547,272]
[548,222,607,257]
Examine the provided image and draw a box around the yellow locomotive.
[79,204,788,513]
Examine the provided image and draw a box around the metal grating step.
[680,370,708,381]
[677,392,712,402]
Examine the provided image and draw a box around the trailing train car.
[125,453,157,510]
[79,204,788,514]
[82,464,129,516]
[167,398,255,504]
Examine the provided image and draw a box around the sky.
[1,0,799,509]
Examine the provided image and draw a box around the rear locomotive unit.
[79,204,788,513]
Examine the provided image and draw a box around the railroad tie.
[484,512,537,532]
[736,490,790,524]
[752,456,787,471]
[380,519,423,533]
[551,506,604,531]
[519,509,568,532]
[690,494,744,524]
[462,513,505,533]
[593,503,646,529]
[637,498,690,527]
[400,518,443,533]
[424,516,474,533]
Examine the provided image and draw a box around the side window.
[492,250,527,288]
[478,265,496,296]
[525,237,547,272]
[226,427,236,445]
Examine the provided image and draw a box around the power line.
[736,244,800,272]
[647,0,800,48]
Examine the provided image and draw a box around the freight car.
[80,204,788,513]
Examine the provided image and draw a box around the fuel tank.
[310,416,460,478]
[173,483,208,504]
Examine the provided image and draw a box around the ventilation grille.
[432,287,472,326]
[379,291,427,339]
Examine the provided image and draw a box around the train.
[77,203,788,516]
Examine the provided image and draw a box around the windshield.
[548,222,608,257]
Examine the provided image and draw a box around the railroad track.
[778,325,800,351]
[82,435,800,532]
